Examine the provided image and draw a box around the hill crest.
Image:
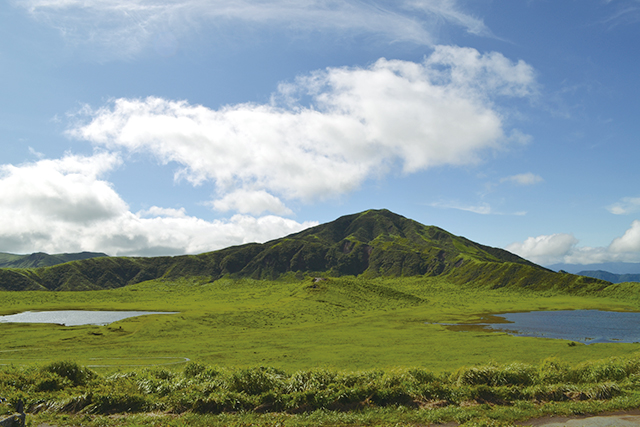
[0,209,607,292]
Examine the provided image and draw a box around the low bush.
[40,361,95,386]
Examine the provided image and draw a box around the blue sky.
[1,0,639,266]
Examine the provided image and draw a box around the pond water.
[0,310,178,326]
[440,310,640,344]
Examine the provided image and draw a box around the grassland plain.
[1,276,640,370]
[3,276,640,425]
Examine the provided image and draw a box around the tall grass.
[2,356,640,419]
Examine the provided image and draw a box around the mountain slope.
[0,209,609,291]
[0,251,108,269]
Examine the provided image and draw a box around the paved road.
[31,411,640,427]
[520,410,640,426]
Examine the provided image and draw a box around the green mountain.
[0,251,108,269]
[0,209,607,291]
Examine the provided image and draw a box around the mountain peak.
[0,209,606,292]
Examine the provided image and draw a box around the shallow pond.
[0,310,178,326]
[440,310,640,344]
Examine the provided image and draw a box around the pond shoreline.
[430,309,640,344]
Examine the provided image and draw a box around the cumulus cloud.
[508,220,640,266]
[211,190,293,216]
[500,172,543,186]
[70,46,535,215]
[0,152,126,224]
[0,154,315,255]
[607,197,640,215]
[15,0,489,57]
[610,220,640,253]
[506,233,578,265]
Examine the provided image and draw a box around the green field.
[4,276,640,426]
[1,276,640,371]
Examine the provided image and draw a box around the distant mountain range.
[574,270,640,284]
[0,251,108,269]
[547,262,640,275]
[0,209,609,292]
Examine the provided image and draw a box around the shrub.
[34,373,73,392]
[226,367,286,395]
[407,368,437,384]
[584,382,622,400]
[183,362,206,378]
[571,359,629,383]
[287,369,337,393]
[539,357,569,384]
[453,363,535,387]
[88,392,150,414]
[41,361,96,386]
[454,365,500,386]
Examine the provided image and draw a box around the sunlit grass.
[1,276,640,371]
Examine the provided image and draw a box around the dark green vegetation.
[579,270,640,284]
[0,209,610,291]
[5,358,640,427]
[0,251,107,269]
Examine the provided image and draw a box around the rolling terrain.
[0,209,608,292]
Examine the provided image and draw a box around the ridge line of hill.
[0,209,610,292]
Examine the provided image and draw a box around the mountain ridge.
[0,209,608,292]
[0,251,108,269]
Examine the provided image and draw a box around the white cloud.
[500,172,544,186]
[15,0,489,57]
[610,220,640,253]
[0,152,127,224]
[508,220,640,266]
[425,46,537,97]
[0,154,315,255]
[138,206,188,218]
[70,46,535,215]
[430,201,493,215]
[607,197,640,215]
[211,190,292,216]
[429,199,528,216]
[506,233,578,266]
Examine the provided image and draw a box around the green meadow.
[2,276,640,370]
[4,276,640,426]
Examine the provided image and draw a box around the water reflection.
[438,310,640,344]
[0,310,178,326]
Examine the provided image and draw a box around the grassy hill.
[0,209,609,291]
[0,251,108,269]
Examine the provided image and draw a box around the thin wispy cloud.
[607,197,640,215]
[430,201,493,215]
[429,200,526,216]
[500,172,544,186]
[14,0,490,57]
[601,0,640,28]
